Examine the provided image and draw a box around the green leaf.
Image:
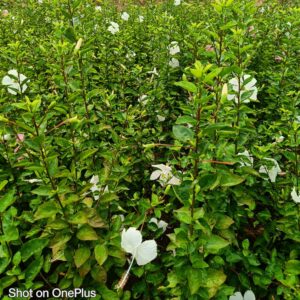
[215,214,234,229]
[91,265,107,283]
[21,238,49,262]
[25,256,44,283]
[206,235,230,253]
[220,173,245,187]
[95,244,108,266]
[74,247,90,268]
[203,269,226,288]
[175,81,197,93]
[99,192,119,204]
[68,211,88,224]
[187,267,207,295]
[174,207,192,224]
[0,180,8,192]
[12,252,21,266]
[0,258,10,275]
[34,201,60,220]
[173,125,194,143]
[0,189,16,213]
[76,225,98,241]
[176,116,197,126]
[31,185,55,196]
[64,27,77,43]
[285,260,300,275]
[79,149,98,161]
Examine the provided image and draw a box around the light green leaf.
[74,247,90,268]
[79,149,98,161]
[187,267,207,295]
[174,207,192,224]
[21,238,49,262]
[95,244,108,266]
[175,81,197,93]
[76,225,98,241]
[25,256,44,283]
[0,189,16,213]
[206,235,230,253]
[173,125,194,143]
[285,260,300,275]
[34,201,60,220]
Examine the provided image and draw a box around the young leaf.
[74,247,91,268]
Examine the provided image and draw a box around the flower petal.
[229,292,243,300]
[121,227,142,255]
[152,164,171,172]
[244,77,257,89]
[150,170,161,180]
[135,240,157,266]
[2,75,13,86]
[90,175,99,185]
[291,187,300,204]
[157,220,168,232]
[167,176,181,185]
[149,217,158,225]
[244,290,256,300]
[8,69,18,78]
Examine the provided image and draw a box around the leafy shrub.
[0,0,300,299]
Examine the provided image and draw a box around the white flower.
[23,178,43,183]
[174,0,181,5]
[227,74,257,104]
[259,158,281,183]
[121,227,157,266]
[149,218,168,232]
[169,41,180,55]
[121,12,129,21]
[89,175,109,200]
[291,187,300,204]
[108,21,119,34]
[138,94,148,105]
[157,115,166,122]
[150,164,181,186]
[138,15,144,22]
[2,69,29,95]
[147,67,159,76]
[95,6,102,11]
[38,0,43,3]
[2,134,11,141]
[126,51,136,60]
[169,58,179,68]
[229,290,255,300]
[276,136,284,143]
[237,150,253,167]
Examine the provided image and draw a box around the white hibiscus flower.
[2,69,29,95]
[229,290,255,300]
[259,158,281,183]
[149,218,168,232]
[237,150,253,167]
[121,12,129,21]
[169,41,180,55]
[174,0,181,5]
[227,74,257,104]
[291,187,300,204]
[150,164,181,186]
[108,21,119,34]
[169,58,179,68]
[121,227,157,266]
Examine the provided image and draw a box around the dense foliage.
[0,0,300,299]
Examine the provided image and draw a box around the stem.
[190,103,202,234]
[117,256,135,291]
